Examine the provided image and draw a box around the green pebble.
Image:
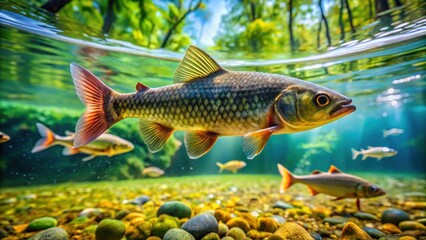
[218,222,229,237]
[151,215,180,238]
[163,228,195,240]
[28,227,68,240]
[95,219,126,240]
[323,217,348,225]
[84,225,97,234]
[227,227,246,240]
[399,220,426,231]
[0,229,8,238]
[354,212,379,221]
[70,216,89,225]
[157,201,192,219]
[26,217,58,231]
[201,232,220,240]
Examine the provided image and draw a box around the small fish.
[277,164,385,211]
[31,123,134,161]
[70,45,355,160]
[351,146,397,161]
[142,166,165,177]
[216,160,247,173]
[0,131,10,143]
[383,128,404,138]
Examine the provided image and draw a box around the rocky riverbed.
[0,174,425,239]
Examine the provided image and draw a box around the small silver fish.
[142,166,165,177]
[277,164,386,210]
[31,123,134,161]
[351,146,397,160]
[383,128,404,138]
[216,160,247,173]
[0,131,10,143]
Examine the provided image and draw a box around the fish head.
[383,147,398,156]
[112,140,134,154]
[275,84,356,132]
[357,183,386,198]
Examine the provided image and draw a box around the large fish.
[31,123,134,161]
[351,146,397,160]
[70,46,355,159]
[277,164,385,210]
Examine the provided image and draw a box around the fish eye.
[369,186,377,192]
[314,93,331,107]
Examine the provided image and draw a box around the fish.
[277,163,386,210]
[216,160,247,173]
[142,166,165,177]
[31,123,134,161]
[351,146,397,161]
[383,128,403,138]
[0,131,10,143]
[70,45,356,159]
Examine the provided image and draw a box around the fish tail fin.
[70,63,118,148]
[277,163,296,192]
[31,123,58,153]
[216,162,224,173]
[351,148,360,160]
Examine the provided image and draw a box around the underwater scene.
[0,0,425,239]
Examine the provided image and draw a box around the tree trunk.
[41,0,71,13]
[102,0,115,34]
[368,0,373,18]
[375,0,389,15]
[288,0,295,51]
[344,0,356,33]
[339,0,345,40]
[318,0,331,46]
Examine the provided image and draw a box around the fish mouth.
[330,99,356,118]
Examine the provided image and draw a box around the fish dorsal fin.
[328,165,343,174]
[136,82,149,92]
[174,45,227,83]
[311,170,323,174]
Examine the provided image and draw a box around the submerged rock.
[163,228,195,240]
[354,212,379,221]
[28,227,68,240]
[381,208,410,225]
[227,227,246,240]
[362,227,386,238]
[26,217,58,231]
[95,219,126,240]
[341,222,373,240]
[272,201,294,210]
[226,218,250,233]
[151,215,180,238]
[323,217,348,225]
[182,213,218,239]
[130,195,150,205]
[273,222,313,240]
[200,232,220,240]
[399,220,426,231]
[157,201,192,219]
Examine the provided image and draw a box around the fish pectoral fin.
[307,186,319,196]
[184,131,218,159]
[243,126,279,159]
[82,155,96,161]
[174,45,228,83]
[328,165,343,174]
[139,120,174,153]
[62,147,79,156]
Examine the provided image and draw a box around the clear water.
[0,1,425,187]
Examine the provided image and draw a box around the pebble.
[258,217,278,232]
[214,209,232,223]
[381,223,401,234]
[200,232,220,240]
[354,212,379,221]
[157,201,192,219]
[340,222,373,240]
[163,228,195,240]
[26,217,58,231]
[130,195,150,205]
[95,219,126,240]
[323,217,348,225]
[272,201,294,210]
[28,227,68,240]
[151,215,180,238]
[226,218,250,233]
[399,220,426,231]
[362,227,386,238]
[181,213,219,239]
[381,208,410,225]
[271,215,286,224]
[218,222,229,237]
[227,227,246,240]
[274,222,313,240]
[79,208,103,217]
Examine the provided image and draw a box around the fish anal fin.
[62,147,79,156]
[174,45,227,83]
[243,126,279,159]
[328,165,343,174]
[139,120,174,153]
[362,155,368,160]
[136,82,149,92]
[82,155,96,161]
[311,170,323,174]
[184,131,218,159]
[307,186,319,196]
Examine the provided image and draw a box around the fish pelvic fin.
[31,123,59,153]
[184,131,218,159]
[243,126,279,160]
[216,162,224,173]
[139,120,174,152]
[82,155,96,161]
[277,163,296,192]
[351,148,360,160]
[362,154,368,160]
[307,186,319,196]
[62,147,79,156]
[70,63,118,148]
